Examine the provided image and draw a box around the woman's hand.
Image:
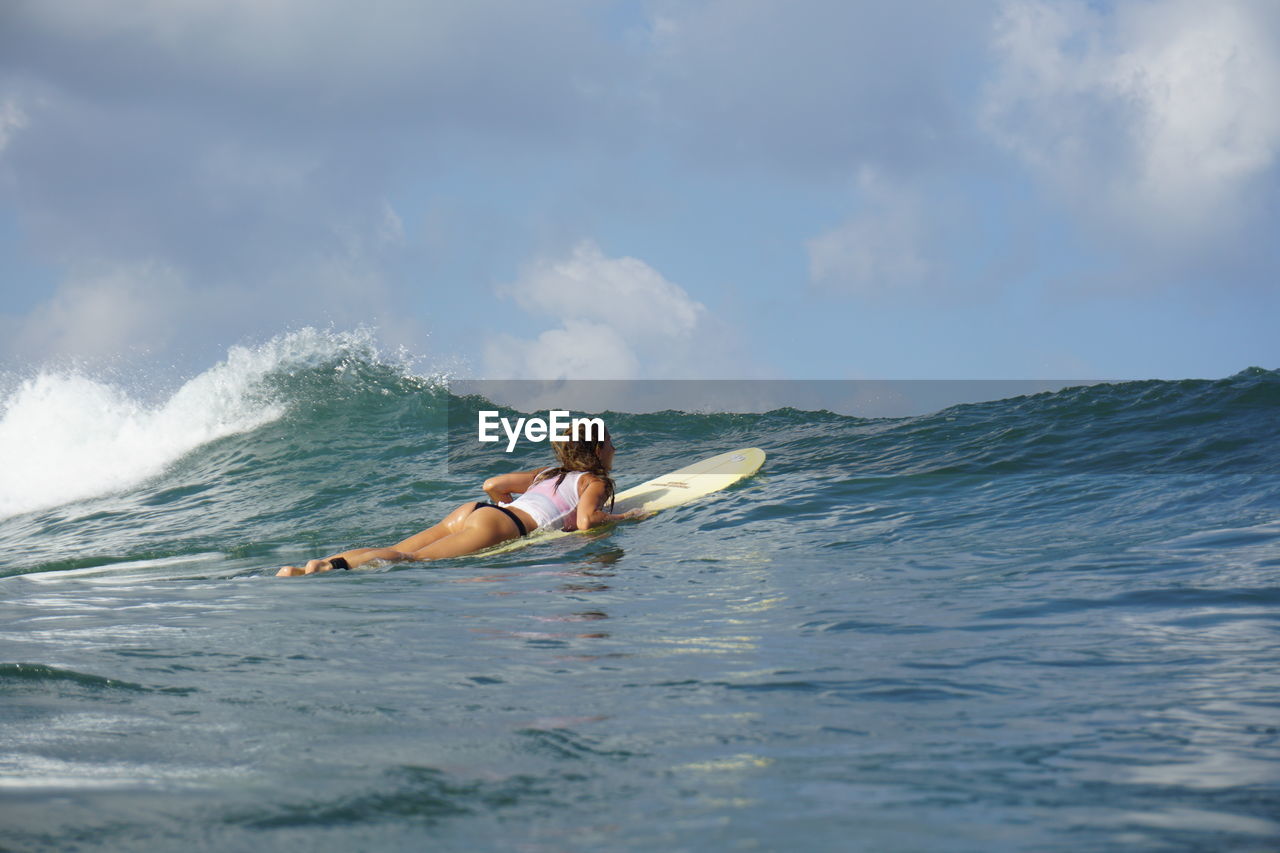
[587,508,650,526]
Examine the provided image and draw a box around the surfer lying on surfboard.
[277,428,642,576]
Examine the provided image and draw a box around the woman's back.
[503,469,588,531]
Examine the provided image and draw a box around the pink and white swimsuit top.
[501,469,588,532]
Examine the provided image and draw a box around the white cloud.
[503,241,702,340]
[486,241,708,379]
[807,169,932,297]
[11,262,190,363]
[5,251,422,370]
[0,96,27,155]
[486,320,641,381]
[983,0,1280,235]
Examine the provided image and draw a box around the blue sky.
[1,0,1278,381]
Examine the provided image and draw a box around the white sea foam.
[0,329,376,520]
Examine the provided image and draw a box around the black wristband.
[329,557,350,571]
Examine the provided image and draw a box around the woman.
[277,429,636,576]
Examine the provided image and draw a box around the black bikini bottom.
[475,502,529,537]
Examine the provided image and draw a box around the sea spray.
[0,328,418,520]
[0,368,281,521]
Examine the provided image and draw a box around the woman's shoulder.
[573,470,606,493]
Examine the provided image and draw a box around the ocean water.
[2,331,1278,851]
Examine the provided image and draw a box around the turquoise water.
[2,334,1279,851]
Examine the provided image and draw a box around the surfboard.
[479,447,765,556]
[611,447,766,513]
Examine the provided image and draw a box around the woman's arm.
[482,468,544,504]
[573,476,643,531]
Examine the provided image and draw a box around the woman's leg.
[277,503,519,575]
[323,501,493,566]
[390,502,485,553]
[277,543,414,575]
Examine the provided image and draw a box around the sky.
[1,0,1278,382]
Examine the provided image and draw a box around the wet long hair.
[535,428,615,511]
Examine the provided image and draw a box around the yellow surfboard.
[611,447,767,513]
[479,447,765,556]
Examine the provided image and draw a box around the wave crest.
[0,328,441,520]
